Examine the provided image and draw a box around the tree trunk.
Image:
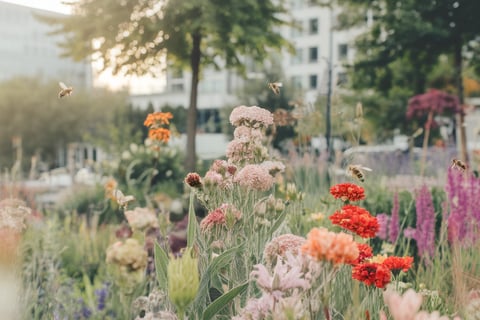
[186,31,202,172]
[454,38,468,164]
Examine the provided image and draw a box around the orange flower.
[330,183,366,202]
[329,205,379,238]
[144,112,173,127]
[302,227,359,265]
[148,128,171,143]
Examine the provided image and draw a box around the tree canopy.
[40,0,293,171]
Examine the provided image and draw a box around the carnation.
[352,262,391,289]
[329,205,379,238]
[382,256,414,273]
[302,227,359,265]
[234,164,274,191]
[329,183,366,202]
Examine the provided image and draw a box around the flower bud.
[168,248,199,312]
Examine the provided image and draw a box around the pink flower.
[199,203,241,231]
[260,161,286,176]
[263,234,305,268]
[230,105,274,128]
[234,164,274,191]
[383,289,422,320]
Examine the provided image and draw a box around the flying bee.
[451,158,467,172]
[268,82,282,95]
[347,164,372,182]
[112,189,135,209]
[58,81,73,98]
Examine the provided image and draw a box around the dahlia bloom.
[302,227,359,265]
[329,205,379,238]
[329,183,366,202]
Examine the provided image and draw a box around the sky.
[1,0,72,14]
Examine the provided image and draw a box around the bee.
[347,164,372,182]
[112,189,135,209]
[58,81,73,98]
[451,158,467,172]
[268,82,282,95]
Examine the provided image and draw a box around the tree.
[40,0,292,171]
[0,77,129,172]
[335,0,480,161]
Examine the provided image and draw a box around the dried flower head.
[184,172,203,188]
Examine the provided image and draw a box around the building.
[128,2,365,159]
[0,1,92,89]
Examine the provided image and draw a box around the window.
[309,47,318,63]
[309,18,318,34]
[338,44,348,60]
[290,19,302,37]
[309,75,317,89]
[291,48,303,65]
[291,76,303,89]
[171,83,184,92]
[171,68,183,79]
[337,72,348,86]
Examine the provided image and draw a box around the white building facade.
[0,1,92,89]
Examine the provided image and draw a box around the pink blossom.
[263,234,305,268]
[234,164,274,191]
[230,105,274,128]
[233,126,264,140]
[260,160,286,176]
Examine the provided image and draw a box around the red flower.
[329,205,379,238]
[350,243,373,265]
[382,256,414,273]
[352,262,391,289]
[330,183,366,202]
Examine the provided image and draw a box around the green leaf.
[154,241,169,292]
[202,282,249,320]
[192,243,245,312]
[270,208,288,235]
[187,190,198,248]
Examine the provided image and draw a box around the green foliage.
[0,77,129,171]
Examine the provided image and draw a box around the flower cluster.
[234,164,275,191]
[200,203,241,231]
[203,160,237,189]
[351,254,413,289]
[329,205,379,238]
[184,172,202,188]
[144,112,173,143]
[263,234,306,268]
[329,183,366,202]
[229,105,274,128]
[302,227,359,265]
[0,198,31,232]
[124,207,159,231]
[106,238,148,272]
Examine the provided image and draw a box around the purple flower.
[414,185,436,259]
[376,213,390,240]
[95,283,109,311]
[389,192,400,243]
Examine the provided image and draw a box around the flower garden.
[2,105,480,319]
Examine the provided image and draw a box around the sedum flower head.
[167,248,199,312]
[229,105,274,128]
[234,164,274,191]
